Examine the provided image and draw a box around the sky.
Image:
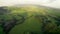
[0,0,60,8]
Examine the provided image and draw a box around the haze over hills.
[0,4,60,34]
[0,0,59,8]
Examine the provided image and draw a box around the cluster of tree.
[34,13,60,34]
[0,15,26,34]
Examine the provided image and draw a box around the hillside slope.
[0,5,60,34]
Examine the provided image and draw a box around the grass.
[0,5,60,34]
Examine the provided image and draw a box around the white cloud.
[0,0,60,8]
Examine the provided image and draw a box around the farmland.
[0,5,60,34]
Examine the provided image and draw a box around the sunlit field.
[0,5,60,34]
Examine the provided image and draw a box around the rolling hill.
[0,5,60,34]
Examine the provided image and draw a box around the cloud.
[0,0,60,8]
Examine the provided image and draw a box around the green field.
[0,5,60,34]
